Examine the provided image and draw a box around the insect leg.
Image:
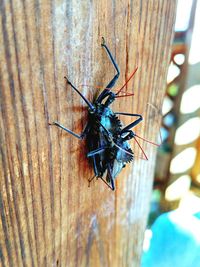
[96,37,120,103]
[64,77,94,111]
[49,122,90,139]
[115,112,143,118]
[107,163,115,190]
[89,156,115,190]
[87,146,107,158]
[115,112,143,133]
[88,156,101,187]
[98,163,116,191]
[101,37,120,75]
[88,175,96,187]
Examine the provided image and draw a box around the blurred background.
[142,0,200,266]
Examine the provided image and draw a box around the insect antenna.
[133,136,148,160]
[99,177,115,190]
[115,67,138,96]
[134,134,160,147]
[112,140,134,157]
[115,92,135,98]
[131,102,163,160]
[133,132,162,160]
[80,85,134,99]
[79,67,137,99]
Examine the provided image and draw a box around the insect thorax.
[93,104,122,136]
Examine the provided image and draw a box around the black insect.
[49,37,152,190]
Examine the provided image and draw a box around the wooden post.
[0,1,176,266]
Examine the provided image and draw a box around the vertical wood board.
[0,1,176,266]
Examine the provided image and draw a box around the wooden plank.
[0,1,177,266]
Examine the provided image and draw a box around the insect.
[49,37,157,190]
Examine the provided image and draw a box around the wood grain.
[0,1,176,266]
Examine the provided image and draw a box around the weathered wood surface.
[0,1,176,266]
